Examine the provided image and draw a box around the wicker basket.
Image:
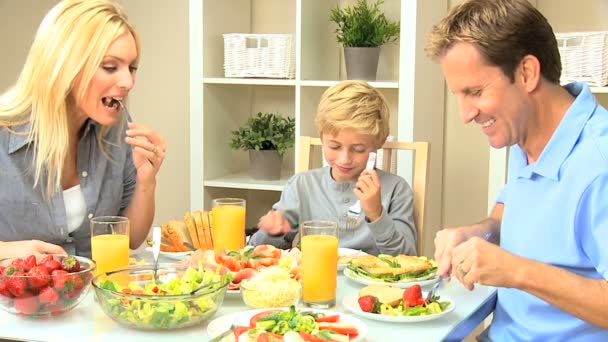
[223,33,296,79]
[556,31,608,86]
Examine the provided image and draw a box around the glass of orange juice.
[90,216,130,276]
[301,220,339,308]
[211,198,246,253]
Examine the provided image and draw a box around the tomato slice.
[233,326,249,338]
[298,332,328,342]
[249,309,282,327]
[318,322,359,337]
[315,314,340,323]
[257,332,284,342]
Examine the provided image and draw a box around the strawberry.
[51,270,74,292]
[3,265,23,276]
[6,272,27,297]
[38,286,59,304]
[13,293,38,315]
[21,255,37,272]
[403,284,425,307]
[0,278,12,298]
[63,288,83,300]
[0,266,5,275]
[43,300,64,315]
[39,256,62,273]
[27,266,50,289]
[358,295,381,313]
[61,256,80,273]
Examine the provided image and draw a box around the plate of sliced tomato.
[206,306,367,341]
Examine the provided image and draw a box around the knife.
[209,325,235,342]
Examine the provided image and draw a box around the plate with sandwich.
[342,284,455,323]
[338,247,367,271]
[148,210,214,259]
[344,254,438,288]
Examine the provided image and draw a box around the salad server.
[151,226,161,283]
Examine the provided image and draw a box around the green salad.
[97,266,233,329]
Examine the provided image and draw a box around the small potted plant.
[229,112,295,180]
[330,0,400,80]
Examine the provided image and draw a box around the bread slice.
[358,284,403,306]
[161,220,193,252]
[184,211,201,249]
[194,210,212,250]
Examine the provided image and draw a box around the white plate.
[145,247,193,260]
[342,293,455,323]
[337,248,367,271]
[207,307,368,341]
[343,267,438,288]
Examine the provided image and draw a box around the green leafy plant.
[329,0,400,47]
[229,112,295,155]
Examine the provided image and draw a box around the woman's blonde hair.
[425,0,561,83]
[0,0,140,196]
[316,80,390,148]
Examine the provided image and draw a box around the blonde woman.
[250,80,416,256]
[0,0,166,258]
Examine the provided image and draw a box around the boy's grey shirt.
[249,166,416,255]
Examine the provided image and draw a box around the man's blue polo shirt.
[490,82,608,341]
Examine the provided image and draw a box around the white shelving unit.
[189,0,447,248]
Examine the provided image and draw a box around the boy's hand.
[354,169,382,222]
[257,210,291,236]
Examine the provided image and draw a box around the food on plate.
[358,284,403,306]
[240,266,301,308]
[93,264,232,329]
[155,210,214,253]
[357,284,450,316]
[0,254,94,317]
[347,254,436,282]
[160,219,193,252]
[219,305,359,341]
[185,245,302,291]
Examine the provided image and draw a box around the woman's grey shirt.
[0,119,136,257]
[249,166,416,256]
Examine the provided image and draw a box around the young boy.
[249,80,416,256]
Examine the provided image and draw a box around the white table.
[0,272,496,342]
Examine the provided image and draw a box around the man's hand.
[451,236,526,290]
[257,210,291,236]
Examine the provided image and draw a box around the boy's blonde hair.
[316,80,390,148]
[0,0,140,196]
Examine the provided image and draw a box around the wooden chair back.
[297,136,430,255]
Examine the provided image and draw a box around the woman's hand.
[0,240,66,259]
[355,169,382,221]
[257,210,291,236]
[125,122,166,186]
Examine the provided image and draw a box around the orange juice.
[91,234,129,276]
[301,234,339,303]
[212,204,246,253]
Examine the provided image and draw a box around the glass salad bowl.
[92,263,232,330]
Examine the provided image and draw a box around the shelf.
[203,171,291,191]
[301,80,399,89]
[204,77,297,86]
[590,86,608,94]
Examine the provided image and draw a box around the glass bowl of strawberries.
[0,254,95,317]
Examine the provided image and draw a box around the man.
[426,0,608,340]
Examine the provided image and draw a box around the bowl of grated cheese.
[240,266,301,309]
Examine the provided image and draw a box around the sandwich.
[347,254,436,282]
[358,284,403,306]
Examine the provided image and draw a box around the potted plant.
[229,112,295,180]
[330,0,400,80]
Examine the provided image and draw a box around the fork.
[425,275,444,304]
[346,152,377,228]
